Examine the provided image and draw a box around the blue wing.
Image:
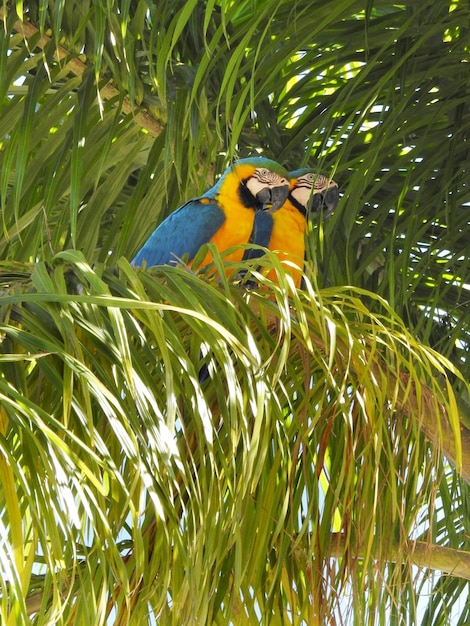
[243,211,273,261]
[132,199,226,267]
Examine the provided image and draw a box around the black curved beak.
[310,185,339,216]
[256,184,290,213]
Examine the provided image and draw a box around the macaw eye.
[255,168,288,185]
[297,173,315,187]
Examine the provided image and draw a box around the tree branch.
[0,7,165,137]
[328,533,470,580]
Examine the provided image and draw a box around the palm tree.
[0,1,469,623]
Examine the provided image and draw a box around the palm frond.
[0,252,466,623]
[0,0,469,622]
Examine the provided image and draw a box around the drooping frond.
[0,251,466,623]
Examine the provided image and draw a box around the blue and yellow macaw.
[245,168,339,287]
[132,157,290,269]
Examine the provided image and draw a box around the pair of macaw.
[132,157,339,287]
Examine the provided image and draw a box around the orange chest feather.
[209,182,256,261]
[270,205,307,258]
[263,204,307,287]
[197,179,256,265]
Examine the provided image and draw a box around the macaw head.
[289,168,339,217]
[221,157,290,212]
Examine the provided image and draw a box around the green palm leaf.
[0,251,466,623]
